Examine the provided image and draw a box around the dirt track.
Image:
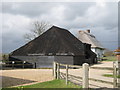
[1,69,53,87]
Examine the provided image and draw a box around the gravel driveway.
[1,61,115,88]
[1,69,53,87]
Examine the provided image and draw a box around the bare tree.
[24,21,52,42]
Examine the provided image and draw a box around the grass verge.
[102,56,116,61]
[2,79,82,90]
[103,74,120,78]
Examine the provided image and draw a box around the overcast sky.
[1,1,118,53]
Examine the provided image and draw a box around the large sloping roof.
[78,30,104,49]
[11,26,85,56]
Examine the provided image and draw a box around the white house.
[77,30,105,60]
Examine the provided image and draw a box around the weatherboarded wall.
[73,56,85,65]
[11,56,74,68]
[54,56,73,64]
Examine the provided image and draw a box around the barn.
[9,26,97,68]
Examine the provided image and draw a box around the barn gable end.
[9,26,96,68]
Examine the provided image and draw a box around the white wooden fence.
[53,61,119,88]
[53,62,89,88]
[113,61,119,88]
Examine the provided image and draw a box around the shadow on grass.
[1,76,36,88]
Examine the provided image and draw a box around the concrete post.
[114,48,120,87]
[82,63,89,88]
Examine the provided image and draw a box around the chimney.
[86,29,90,33]
[79,30,82,33]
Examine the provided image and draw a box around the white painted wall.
[91,48,95,52]
[91,48,104,58]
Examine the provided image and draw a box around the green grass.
[2,79,82,90]
[103,74,120,78]
[102,56,116,61]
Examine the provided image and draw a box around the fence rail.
[53,62,89,88]
[59,63,82,68]
[2,64,32,66]
[1,60,36,69]
[53,61,119,88]
[1,60,25,62]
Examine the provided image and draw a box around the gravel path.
[1,61,115,88]
[1,69,53,87]
[91,61,113,68]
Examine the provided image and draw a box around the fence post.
[82,63,89,88]
[34,62,36,69]
[118,62,120,88]
[12,61,15,69]
[113,62,117,88]
[53,62,54,76]
[66,64,68,85]
[23,61,26,69]
[23,62,24,69]
[53,62,57,79]
[57,63,60,79]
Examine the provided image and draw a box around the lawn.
[103,74,120,78]
[2,79,82,90]
[102,56,116,61]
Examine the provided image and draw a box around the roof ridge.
[78,30,104,49]
[11,26,85,56]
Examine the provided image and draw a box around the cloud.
[2,13,32,53]
[2,2,118,53]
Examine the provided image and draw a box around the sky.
[1,1,118,53]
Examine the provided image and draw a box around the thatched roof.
[78,30,104,49]
[11,26,85,56]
